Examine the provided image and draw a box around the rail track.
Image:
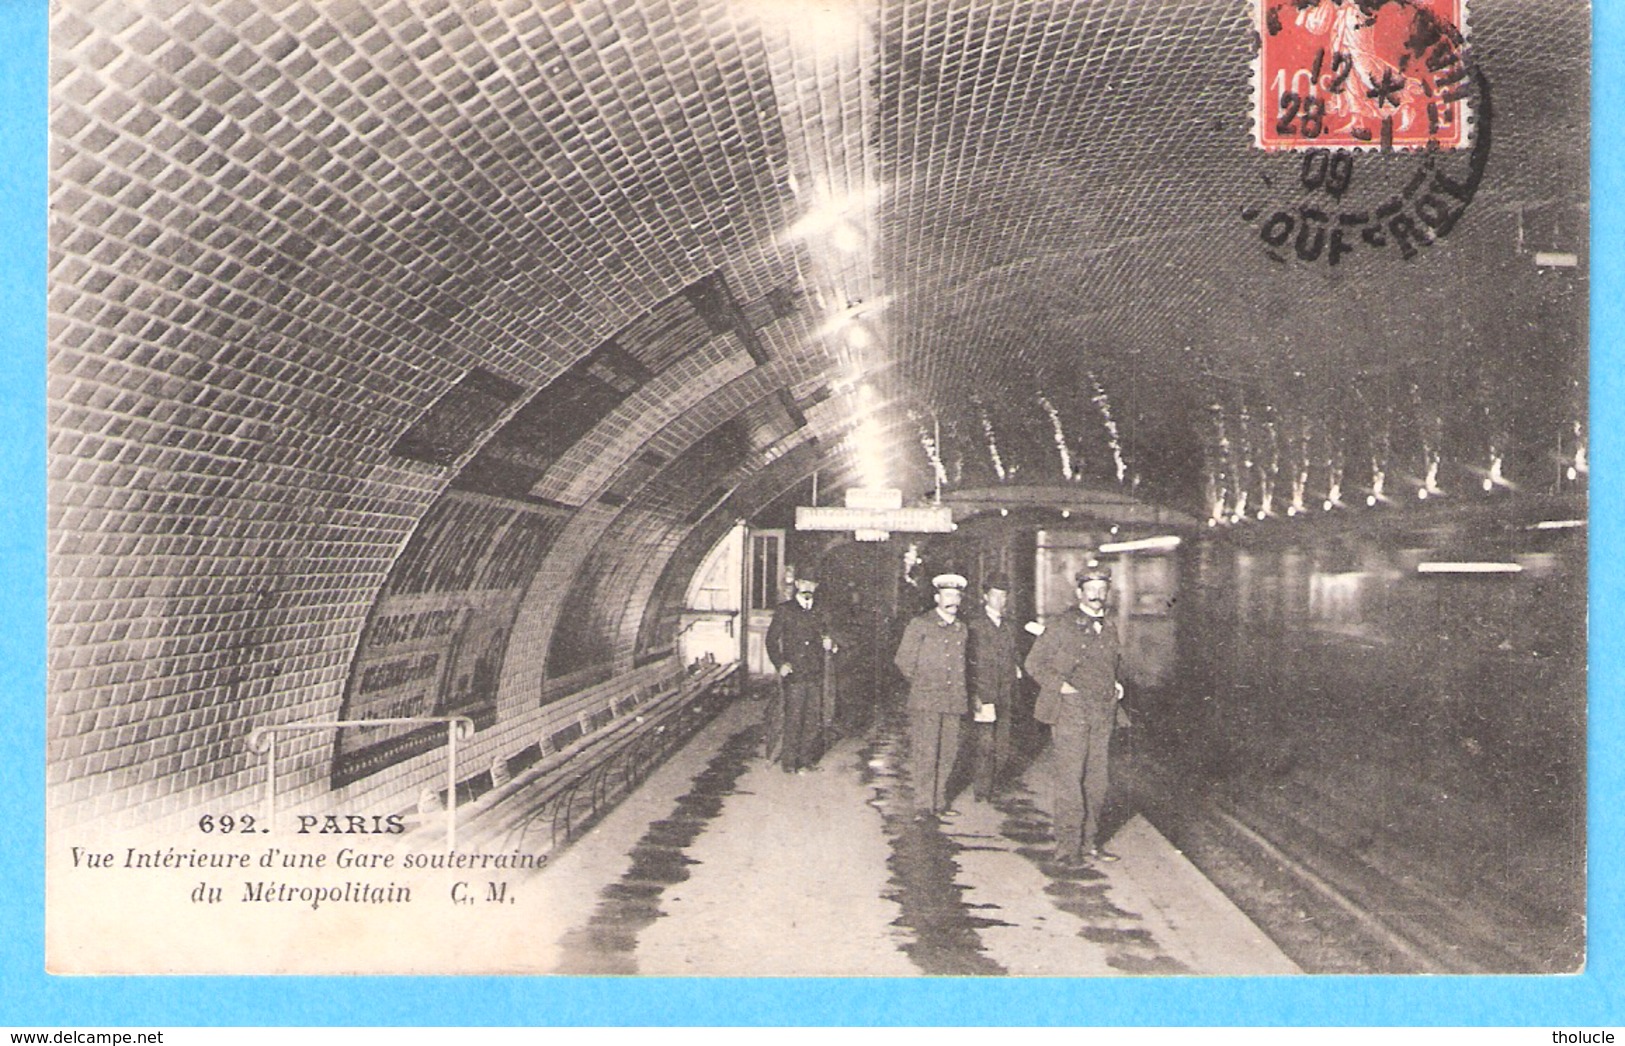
[1125,751,1583,974]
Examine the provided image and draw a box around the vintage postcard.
[45,0,1589,980]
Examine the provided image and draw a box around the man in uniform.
[1024,561,1124,865]
[894,572,970,818]
[967,570,1021,804]
[766,574,837,773]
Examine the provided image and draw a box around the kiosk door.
[743,528,785,676]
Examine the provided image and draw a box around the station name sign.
[795,505,956,534]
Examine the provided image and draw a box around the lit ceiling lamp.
[849,418,890,490]
[1568,422,1587,481]
[820,298,893,376]
[1365,469,1387,507]
[747,0,870,60]
[752,0,888,504]
[848,383,889,489]
[1325,470,1344,511]
[1419,453,1444,500]
[815,295,893,337]
[830,220,866,254]
[782,185,887,245]
[1478,446,1514,493]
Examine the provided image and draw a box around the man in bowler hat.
[967,569,1021,803]
[766,574,837,773]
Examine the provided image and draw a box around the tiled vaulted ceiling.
[50,0,1587,520]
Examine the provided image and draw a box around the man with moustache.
[893,573,970,819]
[766,573,837,774]
[1024,561,1125,865]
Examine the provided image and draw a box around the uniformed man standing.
[894,572,970,818]
[1024,562,1124,865]
[967,570,1020,804]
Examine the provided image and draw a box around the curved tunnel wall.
[281,289,826,819]
[44,0,857,829]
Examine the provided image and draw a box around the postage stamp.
[1241,0,1488,264]
[1254,0,1473,151]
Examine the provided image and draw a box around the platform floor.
[513,696,1299,976]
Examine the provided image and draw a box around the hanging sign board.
[795,505,956,533]
[844,487,903,510]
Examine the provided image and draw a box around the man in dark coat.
[894,572,970,818]
[766,574,837,773]
[1023,562,1124,865]
[967,570,1020,803]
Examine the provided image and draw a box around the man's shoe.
[1087,846,1119,863]
[936,808,960,821]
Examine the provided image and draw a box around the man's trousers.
[781,676,820,771]
[909,709,964,813]
[971,713,1013,801]
[1048,693,1117,857]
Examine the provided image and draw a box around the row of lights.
[785,174,897,491]
[1209,458,1588,528]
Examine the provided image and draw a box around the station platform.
[508,694,1299,976]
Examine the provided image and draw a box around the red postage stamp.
[1254,0,1472,151]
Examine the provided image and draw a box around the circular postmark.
[1242,0,1490,266]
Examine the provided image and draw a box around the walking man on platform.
[967,570,1020,804]
[894,572,970,819]
[1024,561,1124,865]
[766,574,837,774]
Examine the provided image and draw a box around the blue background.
[2,0,1618,1026]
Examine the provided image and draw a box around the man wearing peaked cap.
[1077,564,1111,584]
[895,569,971,818]
[1024,557,1124,866]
